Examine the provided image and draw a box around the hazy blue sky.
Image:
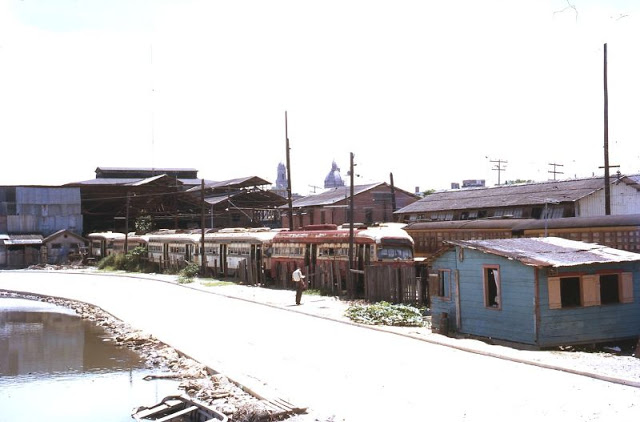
[1,0,638,195]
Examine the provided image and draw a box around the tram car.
[269,223,414,291]
[87,232,126,259]
[146,228,278,281]
[404,214,640,259]
[147,231,201,271]
[202,227,278,280]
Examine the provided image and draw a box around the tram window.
[377,247,412,260]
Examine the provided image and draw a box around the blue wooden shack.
[429,237,640,348]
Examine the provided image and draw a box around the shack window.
[483,266,501,309]
[437,269,451,299]
[600,274,620,304]
[560,277,581,307]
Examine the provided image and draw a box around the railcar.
[87,232,126,259]
[147,231,200,271]
[202,227,278,279]
[404,214,640,259]
[269,223,414,292]
[404,219,530,258]
[513,214,640,252]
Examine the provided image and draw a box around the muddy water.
[0,298,180,422]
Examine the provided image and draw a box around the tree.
[135,214,154,234]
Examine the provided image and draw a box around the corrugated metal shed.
[446,237,640,267]
[396,176,639,214]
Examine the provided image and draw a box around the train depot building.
[429,237,640,348]
[395,175,640,223]
[281,182,418,230]
[67,167,286,234]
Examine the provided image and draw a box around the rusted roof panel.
[446,237,640,267]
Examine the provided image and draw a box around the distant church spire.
[324,160,345,189]
[273,162,288,197]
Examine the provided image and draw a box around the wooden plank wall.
[364,266,418,304]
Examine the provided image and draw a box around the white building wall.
[576,182,640,216]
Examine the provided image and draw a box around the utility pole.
[389,172,397,214]
[548,163,564,180]
[603,43,611,215]
[285,111,294,230]
[490,159,507,185]
[124,192,130,253]
[348,152,355,298]
[200,179,207,276]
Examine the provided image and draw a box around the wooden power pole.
[603,43,611,215]
[285,111,294,231]
[348,152,355,298]
[201,179,207,276]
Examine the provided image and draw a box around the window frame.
[483,265,501,310]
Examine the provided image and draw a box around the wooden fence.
[364,265,420,304]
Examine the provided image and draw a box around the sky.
[0,0,639,196]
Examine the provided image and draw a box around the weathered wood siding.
[538,262,640,347]
[458,248,536,344]
[431,247,537,345]
[577,182,640,217]
[429,250,459,332]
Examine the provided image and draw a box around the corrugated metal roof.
[395,176,632,214]
[446,237,640,267]
[3,234,44,246]
[289,183,384,208]
[96,167,198,173]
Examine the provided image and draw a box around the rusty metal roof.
[396,175,639,214]
[445,237,640,267]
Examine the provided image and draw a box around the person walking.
[292,265,306,305]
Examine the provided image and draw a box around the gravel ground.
[5,266,640,420]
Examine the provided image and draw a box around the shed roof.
[396,175,639,214]
[2,234,44,246]
[446,237,640,267]
[43,229,87,244]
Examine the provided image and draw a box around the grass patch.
[304,289,323,296]
[200,280,235,287]
[345,301,426,327]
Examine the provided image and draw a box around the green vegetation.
[135,214,154,234]
[96,246,153,273]
[303,288,323,296]
[345,301,425,327]
[178,262,200,284]
[200,280,235,287]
